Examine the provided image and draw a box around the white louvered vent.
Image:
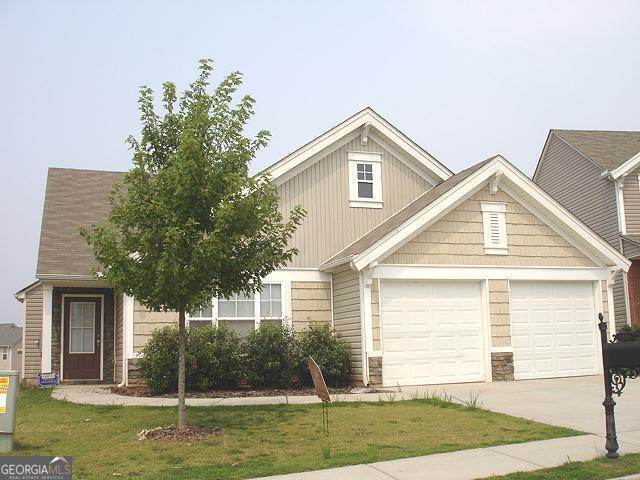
[480,202,508,255]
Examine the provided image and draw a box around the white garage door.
[510,282,598,380]
[381,281,485,387]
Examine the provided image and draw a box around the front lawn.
[13,387,580,479]
[486,453,640,479]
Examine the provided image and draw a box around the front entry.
[63,297,102,380]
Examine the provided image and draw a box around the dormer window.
[348,152,382,208]
[480,202,508,255]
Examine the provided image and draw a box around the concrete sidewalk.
[254,435,640,480]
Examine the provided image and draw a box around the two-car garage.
[380,280,599,387]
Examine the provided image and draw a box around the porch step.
[59,379,115,386]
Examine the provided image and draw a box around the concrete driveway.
[394,375,640,445]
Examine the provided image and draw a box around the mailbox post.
[0,370,19,452]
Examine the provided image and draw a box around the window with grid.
[356,163,374,198]
[1,347,7,361]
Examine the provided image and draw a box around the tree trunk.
[177,309,186,428]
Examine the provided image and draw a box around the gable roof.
[0,323,22,347]
[322,155,631,272]
[36,168,124,279]
[264,107,453,185]
[551,130,640,173]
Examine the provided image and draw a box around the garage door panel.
[381,281,485,387]
[511,282,597,380]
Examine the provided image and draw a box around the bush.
[138,324,244,394]
[188,324,244,390]
[244,322,296,388]
[296,323,351,387]
[138,326,183,395]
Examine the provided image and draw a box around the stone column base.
[491,352,514,381]
[368,356,383,387]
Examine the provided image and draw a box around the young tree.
[81,59,305,427]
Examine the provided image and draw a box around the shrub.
[189,324,244,390]
[138,326,183,395]
[296,323,351,387]
[244,322,295,388]
[139,324,244,394]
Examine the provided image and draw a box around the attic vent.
[480,202,508,255]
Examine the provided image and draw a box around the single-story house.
[15,108,630,387]
[0,323,23,374]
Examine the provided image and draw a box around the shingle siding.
[291,282,332,331]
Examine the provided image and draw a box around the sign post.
[0,370,19,452]
[308,356,332,435]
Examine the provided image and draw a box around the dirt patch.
[137,424,221,441]
[111,385,355,398]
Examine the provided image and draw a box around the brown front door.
[63,297,102,379]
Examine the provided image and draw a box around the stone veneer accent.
[491,352,514,381]
[368,356,383,387]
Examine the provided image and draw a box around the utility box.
[0,370,19,452]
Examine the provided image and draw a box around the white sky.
[1,0,639,323]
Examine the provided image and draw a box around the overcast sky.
[1,0,639,324]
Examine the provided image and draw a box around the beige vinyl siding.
[114,293,124,384]
[331,269,362,382]
[534,134,619,247]
[490,280,510,347]
[614,271,627,329]
[623,168,640,235]
[24,285,43,381]
[371,279,380,351]
[280,137,432,268]
[133,301,178,353]
[382,186,596,267]
[291,282,332,332]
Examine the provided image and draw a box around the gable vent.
[481,202,508,255]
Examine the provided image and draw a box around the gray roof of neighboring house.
[321,157,495,268]
[553,130,640,171]
[36,168,125,278]
[0,323,22,347]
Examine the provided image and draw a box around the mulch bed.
[137,424,222,441]
[111,385,356,398]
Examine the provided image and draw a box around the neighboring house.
[0,323,22,374]
[534,130,640,328]
[15,108,629,388]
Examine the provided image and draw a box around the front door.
[63,297,101,380]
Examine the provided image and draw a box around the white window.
[1,347,7,361]
[480,202,508,255]
[348,152,382,208]
[187,283,288,337]
[69,302,96,353]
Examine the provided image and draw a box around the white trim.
[21,301,26,379]
[263,269,331,283]
[606,279,617,337]
[480,280,493,382]
[358,271,371,385]
[41,284,53,373]
[615,179,627,235]
[350,156,630,272]
[124,295,135,361]
[490,346,514,353]
[61,294,105,381]
[265,108,451,185]
[480,202,508,255]
[349,200,384,209]
[610,150,640,180]
[372,264,613,281]
[593,280,605,373]
[348,152,383,208]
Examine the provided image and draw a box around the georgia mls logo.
[0,456,72,480]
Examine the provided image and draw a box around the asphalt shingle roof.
[553,130,640,171]
[36,168,124,278]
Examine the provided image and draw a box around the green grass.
[486,453,640,479]
[11,387,581,480]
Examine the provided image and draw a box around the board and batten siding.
[291,281,331,332]
[24,284,43,381]
[534,134,619,248]
[133,301,178,353]
[279,136,433,268]
[114,293,124,384]
[382,186,597,267]
[331,269,363,382]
